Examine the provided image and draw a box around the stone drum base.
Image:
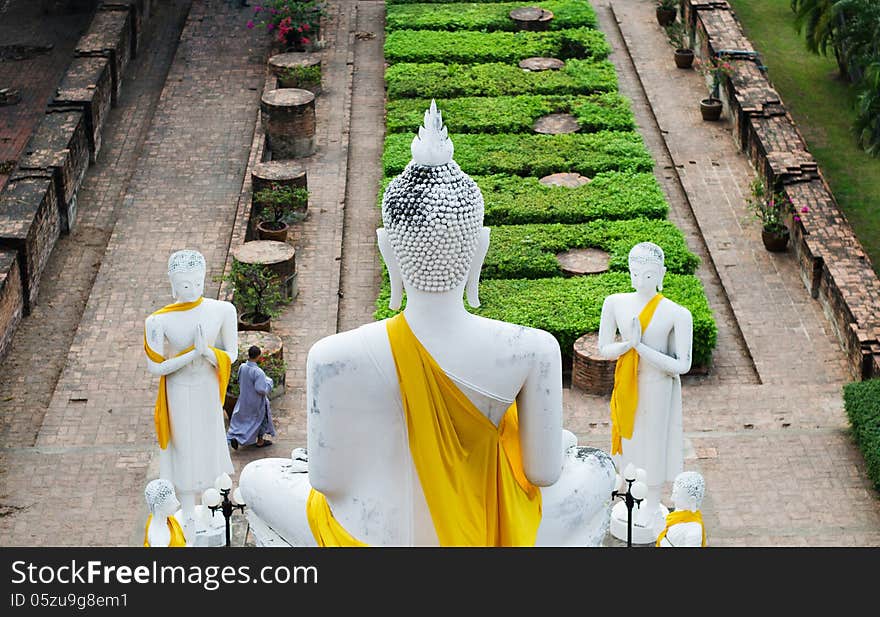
[610,500,668,545]
[572,332,616,395]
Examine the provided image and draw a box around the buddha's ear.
[377,229,404,310]
[466,227,490,308]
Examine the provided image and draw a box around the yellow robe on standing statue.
[307,313,542,547]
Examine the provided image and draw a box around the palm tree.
[789,0,848,78]
[854,60,880,157]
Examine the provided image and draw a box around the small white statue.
[144,250,237,539]
[598,241,693,541]
[239,101,616,547]
[655,471,707,547]
[144,478,187,547]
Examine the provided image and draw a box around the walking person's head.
[248,345,261,361]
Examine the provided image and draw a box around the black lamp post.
[206,475,246,548]
[611,465,647,548]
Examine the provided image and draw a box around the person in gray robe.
[227,345,276,449]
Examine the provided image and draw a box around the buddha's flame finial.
[410,99,454,167]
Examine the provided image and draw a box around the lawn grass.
[728,0,880,274]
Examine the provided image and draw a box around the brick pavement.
[0,0,97,191]
[0,0,266,546]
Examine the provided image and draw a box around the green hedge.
[385,60,619,99]
[384,28,610,64]
[383,131,654,177]
[386,1,597,32]
[843,379,880,491]
[482,219,700,280]
[385,93,635,134]
[379,172,667,225]
[387,0,523,3]
[375,272,717,367]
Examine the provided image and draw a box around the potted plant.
[746,177,801,252]
[656,0,678,27]
[224,260,287,331]
[694,56,733,121]
[279,62,322,94]
[665,20,694,69]
[247,0,326,52]
[254,183,309,242]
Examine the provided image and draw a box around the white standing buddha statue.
[239,101,616,547]
[598,241,693,543]
[655,471,707,547]
[144,250,238,540]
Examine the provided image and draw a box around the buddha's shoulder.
[307,321,389,365]
[200,297,237,314]
[473,315,560,354]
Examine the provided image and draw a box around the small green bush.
[384,28,610,64]
[385,93,634,134]
[375,272,717,367]
[843,379,880,491]
[386,1,597,32]
[379,172,668,225]
[385,60,619,99]
[383,131,654,178]
[482,219,699,280]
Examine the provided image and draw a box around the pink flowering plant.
[694,55,734,98]
[247,1,325,50]
[746,177,807,234]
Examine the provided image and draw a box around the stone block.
[261,89,316,159]
[0,177,60,314]
[16,109,90,233]
[50,56,113,163]
[75,8,132,106]
[0,250,23,363]
[99,0,144,58]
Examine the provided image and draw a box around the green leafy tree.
[225,261,286,323]
[790,0,848,77]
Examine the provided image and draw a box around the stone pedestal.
[0,250,24,363]
[268,53,322,95]
[610,500,668,545]
[75,8,132,106]
[176,505,227,548]
[99,0,142,58]
[556,248,609,276]
[16,109,90,234]
[233,240,298,301]
[533,113,580,134]
[0,177,60,314]
[572,332,616,395]
[50,56,113,163]
[251,161,309,228]
[519,57,565,71]
[509,7,554,31]
[261,89,316,159]
[540,172,590,187]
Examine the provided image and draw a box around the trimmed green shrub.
[379,172,668,225]
[386,1,597,32]
[384,28,610,64]
[375,272,717,367]
[843,379,880,491]
[383,131,654,177]
[385,60,619,99]
[385,93,635,134]
[482,219,700,280]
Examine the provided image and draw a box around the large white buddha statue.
[144,250,238,539]
[598,241,693,543]
[240,101,616,546]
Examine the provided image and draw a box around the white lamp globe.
[215,473,233,491]
[232,487,246,506]
[630,480,648,501]
[635,468,647,484]
[202,488,222,508]
[623,463,637,482]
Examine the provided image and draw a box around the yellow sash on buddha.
[143,298,232,450]
[306,313,542,547]
[143,514,187,547]
[610,293,664,455]
[655,509,706,547]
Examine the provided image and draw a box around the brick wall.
[0,250,24,362]
[0,177,60,314]
[50,56,113,163]
[75,7,132,105]
[683,0,880,379]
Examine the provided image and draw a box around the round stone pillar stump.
[251,160,309,225]
[261,88,316,159]
[268,52,322,95]
[556,247,610,277]
[509,7,554,31]
[233,240,298,301]
[519,57,565,71]
[572,332,616,395]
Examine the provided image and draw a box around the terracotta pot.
[257,220,289,242]
[656,7,677,27]
[761,226,790,252]
[238,312,272,332]
[674,48,694,69]
[700,97,723,121]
